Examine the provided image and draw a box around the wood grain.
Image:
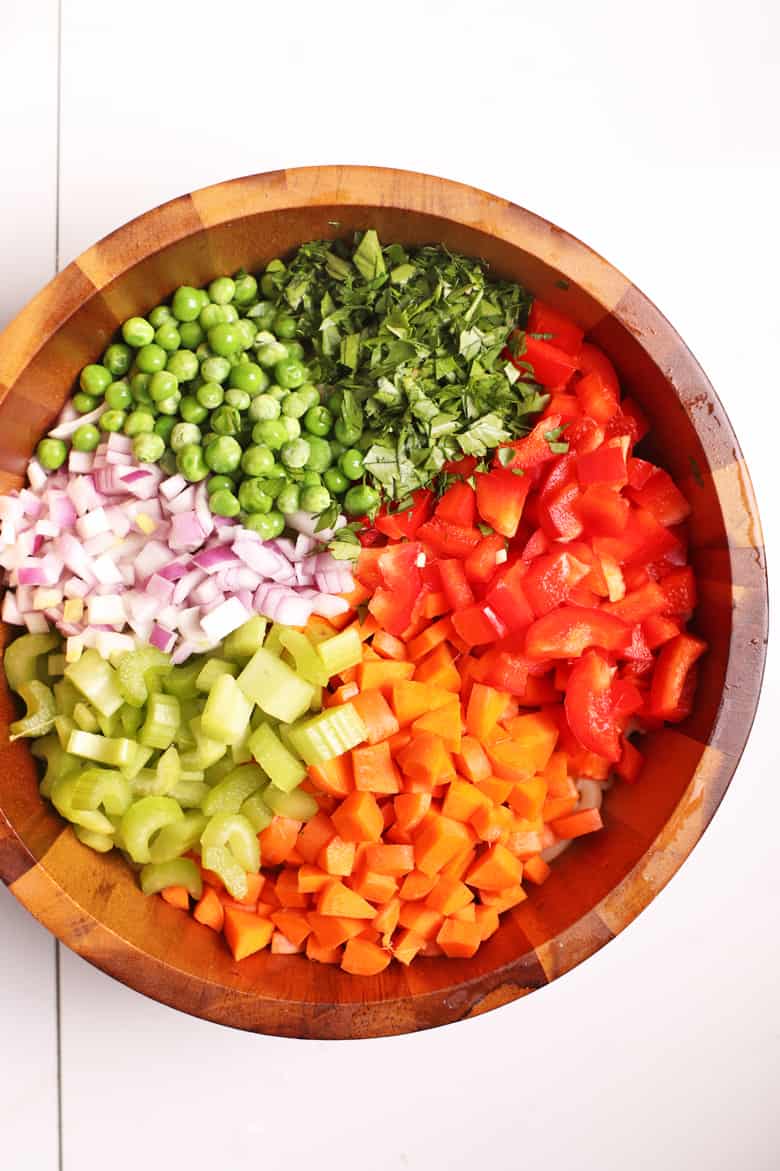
[0,166,768,1038]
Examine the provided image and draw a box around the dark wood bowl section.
[0,167,767,1037]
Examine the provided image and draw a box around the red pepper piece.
[525,605,631,660]
[527,299,584,356]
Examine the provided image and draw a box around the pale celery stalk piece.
[316,626,363,676]
[240,791,273,833]
[277,628,329,687]
[195,658,237,693]
[140,857,202,898]
[200,763,265,817]
[237,647,314,723]
[120,796,184,864]
[149,812,208,864]
[73,702,100,733]
[264,784,318,821]
[65,649,124,717]
[200,845,248,900]
[248,723,306,793]
[119,742,154,781]
[223,615,267,663]
[74,825,115,853]
[70,767,132,816]
[67,729,136,767]
[201,811,260,872]
[180,716,227,770]
[168,779,210,809]
[139,692,180,751]
[31,734,80,798]
[9,680,56,740]
[50,776,114,835]
[287,703,367,766]
[3,631,59,693]
[200,673,253,745]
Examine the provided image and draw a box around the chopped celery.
[287,703,367,766]
[73,702,100,733]
[168,779,209,808]
[115,646,171,708]
[248,723,306,793]
[139,692,180,750]
[47,653,66,676]
[149,811,208,863]
[53,678,81,717]
[9,680,56,740]
[3,632,59,693]
[309,686,323,713]
[278,628,329,687]
[201,763,265,816]
[157,746,180,792]
[316,626,362,676]
[204,755,238,786]
[230,728,253,765]
[264,784,318,821]
[262,625,285,656]
[179,716,227,770]
[71,767,133,816]
[119,704,144,737]
[196,658,238,692]
[74,825,115,853]
[223,615,267,663]
[240,791,273,833]
[304,616,340,646]
[120,796,184,863]
[51,776,114,834]
[97,708,123,738]
[119,742,154,781]
[131,769,171,798]
[200,673,253,745]
[54,714,76,750]
[201,845,248,900]
[237,647,315,723]
[201,811,260,872]
[65,649,124,717]
[67,729,135,767]
[31,734,79,798]
[140,858,202,898]
[163,658,203,700]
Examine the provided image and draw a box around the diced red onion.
[199,596,251,642]
[49,403,106,440]
[91,554,123,586]
[160,474,187,500]
[149,623,176,653]
[172,568,206,605]
[27,459,49,493]
[310,592,351,618]
[146,574,175,605]
[169,511,205,552]
[192,545,240,573]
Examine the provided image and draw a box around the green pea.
[207,475,234,496]
[273,313,297,340]
[268,384,287,401]
[275,357,306,390]
[73,392,99,414]
[205,436,242,473]
[241,445,275,476]
[194,289,210,310]
[228,362,267,396]
[335,418,362,446]
[199,303,226,330]
[200,356,231,384]
[281,391,308,419]
[103,343,132,377]
[133,433,165,463]
[222,304,239,324]
[156,394,181,415]
[324,466,349,495]
[172,286,202,323]
[178,320,204,349]
[154,322,181,352]
[276,484,300,514]
[99,409,126,433]
[249,394,281,423]
[208,276,235,305]
[207,323,242,357]
[36,437,67,470]
[196,382,224,410]
[329,439,346,460]
[247,301,276,329]
[148,305,174,328]
[105,380,132,410]
[72,424,100,453]
[166,350,198,382]
[305,436,333,474]
[244,509,284,538]
[149,370,179,402]
[80,364,112,397]
[154,416,176,444]
[130,372,153,404]
[303,404,332,436]
[339,448,364,481]
[210,405,241,436]
[238,479,273,514]
[280,438,310,470]
[279,416,301,441]
[263,465,288,487]
[179,395,208,424]
[284,341,305,362]
[256,340,289,369]
[122,317,155,347]
[225,388,250,410]
[136,343,167,374]
[210,488,241,518]
[301,485,331,514]
[345,484,379,515]
[297,383,320,411]
[232,273,258,305]
[176,444,209,482]
[252,419,288,450]
[171,422,202,452]
[300,470,322,487]
[123,410,156,437]
[235,320,256,349]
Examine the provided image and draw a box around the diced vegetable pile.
[0,233,707,973]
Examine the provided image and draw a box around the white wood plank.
[56,2,780,1169]
[0,3,61,1169]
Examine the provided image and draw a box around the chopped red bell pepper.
[367,543,423,636]
[577,343,620,398]
[509,335,578,390]
[577,485,630,537]
[485,561,535,632]
[438,559,475,611]
[564,649,622,762]
[522,550,590,616]
[539,481,583,542]
[478,649,532,696]
[642,614,682,650]
[464,533,507,584]
[374,488,433,540]
[527,299,584,356]
[627,467,691,526]
[604,398,650,444]
[495,414,563,472]
[659,567,696,616]
[605,581,666,624]
[525,605,631,660]
[575,370,620,422]
[417,518,482,559]
[520,528,549,563]
[543,393,581,422]
[451,602,508,648]
[474,468,531,538]
[611,678,645,719]
[576,444,628,488]
[442,455,478,476]
[627,457,655,491]
[615,736,644,783]
[648,633,707,719]
[564,416,606,455]
[593,508,682,566]
[435,480,477,528]
[622,623,654,663]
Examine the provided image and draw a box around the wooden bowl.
[0,167,767,1037]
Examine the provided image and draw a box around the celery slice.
[119,743,154,781]
[278,628,330,686]
[223,615,267,663]
[9,680,56,740]
[200,673,253,745]
[163,658,203,700]
[3,632,59,693]
[140,858,202,898]
[264,784,318,821]
[139,692,180,750]
[53,678,81,717]
[31,734,80,798]
[51,776,114,834]
[196,658,237,692]
[237,647,315,723]
[119,704,144,737]
[65,649,124,717]
[240,791,273,833]
[248,723,306,793]
[168,779,209,808]
[204,756,238,786]
[74,825,115,853]
[200,763,265,817]
[67,729,135,767]
[179,716,227,770]
[287,703,367,766]
[201,845,248,900]
[73,702,99,733]
[71,767,132,816]
[115,646,171,708]
[316,627,362,677]
[149,811,208,863]
[201,811,260,873]
[97,708,123,738]
[120,796,184,863]
[54,714,76,750]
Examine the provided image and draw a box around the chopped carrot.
[271,931,301,955]
[474,905,500,940]
[364,843,415,876]
[318,835,356,877]
[338,665,359,686]
[391,679,452,726]
[388,728,413,754]
[466,843,522,890]
[413,642,461,690]
[437,918,482,959]
[453,735,492,782]
[308,755,353,798]
[341,937,392,975]
[441,845,476,882]
[317,880,376,919]
[479,884,527,912]
[542,795,578,821]
[393,928,425,965]
[516,674,561,705]
[421,591,450,619]
[475,776,514,805]
[523,854,551,885]
[270,908,312,948]
[441,779,490,822]
[331,791,384,842]
[508,777,547,820]
[393,792,432,836]
[506,829,543,859]
[297,811,336,864]
[308,912,366,949]
[357,613,380,640]
[222,907,274,961]
[352,740,401,794]
[372,897,401,938]
[397,901,444,940]
[161,885,190,910]
[351,870,398,903]
[576,751,612,780]
[297,864,331,894]
[426,875,474,915]
[470,802,512,843]
[466,683,510,740]
[412,697,463,752]
[541,749,569,794]
[351,689,401,744]
[341,580,371,609]
[372,630,407,660]
[305,935,342,965]
[325,681,360,707]
[399,869,438,900]
[550,807,604,839]
[358,658,415,695]
[486,740,538,783]
[193,886,224,931]
[259,817,302,866]
[414,815,474,876]
[504,711,559,772]
[451,902,476,922]
[397,733,455,788]
[407,617,454,662]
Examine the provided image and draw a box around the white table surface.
[1,2,779,1168]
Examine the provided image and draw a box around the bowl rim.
[0,165,768,1038]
